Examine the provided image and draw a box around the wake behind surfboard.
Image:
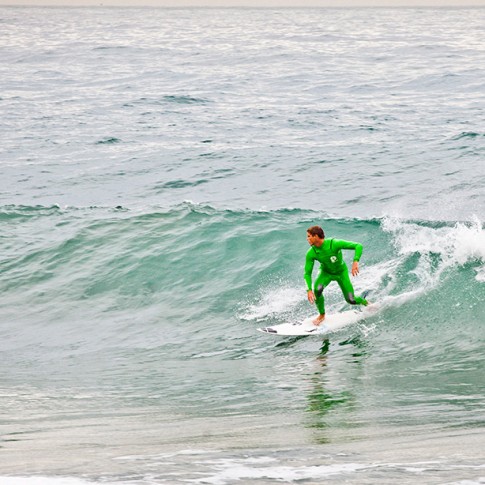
[257,307,376,336]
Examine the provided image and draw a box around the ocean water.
[1,6,484,485]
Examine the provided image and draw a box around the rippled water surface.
[1,6,484,485]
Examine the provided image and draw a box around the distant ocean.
[1,6,484,484]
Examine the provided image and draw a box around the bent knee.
[345,293,357,305]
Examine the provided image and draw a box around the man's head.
[307,225,325,246]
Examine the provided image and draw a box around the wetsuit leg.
[336,267,368,307]
[313,271,334,315]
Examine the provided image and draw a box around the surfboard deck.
[257,309,366,336]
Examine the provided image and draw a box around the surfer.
[305,225,369,325]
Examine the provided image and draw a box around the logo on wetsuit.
[330,256,338,263]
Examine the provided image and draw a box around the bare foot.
[312,314,325,326]
[365,302,379,313]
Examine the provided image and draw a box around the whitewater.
[1,6,484,485]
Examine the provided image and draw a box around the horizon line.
[1,3,484,7]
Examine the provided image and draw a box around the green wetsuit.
[304,238,368,315]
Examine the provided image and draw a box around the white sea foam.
[475,266,485,282]
[188,461,368,485]
[382,216,485,283]
[382,216,485,265]
[240,286,303,321]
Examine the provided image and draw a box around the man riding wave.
[305,225,369,325]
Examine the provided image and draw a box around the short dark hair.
[307,226,324,239]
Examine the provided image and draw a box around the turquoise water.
[1,6,484,484]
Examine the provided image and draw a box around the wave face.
[2,204,483,340]
[1,206,484,396]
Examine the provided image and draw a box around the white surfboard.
[257,309,366,336]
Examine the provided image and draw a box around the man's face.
[307,232,319,245]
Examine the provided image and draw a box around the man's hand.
[307,290,315,304]
[351,261,360,276]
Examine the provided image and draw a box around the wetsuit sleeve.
[334,239,363,261]
[304,249,315,291]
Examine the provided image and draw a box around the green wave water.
[1,203,483,372]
